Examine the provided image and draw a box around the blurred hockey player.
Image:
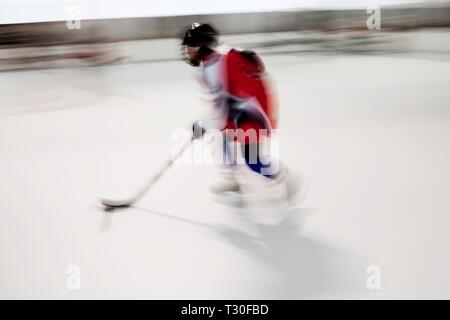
[181,23,306,205]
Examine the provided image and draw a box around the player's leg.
[209,135,240,194]
[239,140,309,205]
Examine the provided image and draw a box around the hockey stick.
[101,136,194,208]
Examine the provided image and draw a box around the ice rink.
[1,30,450,299]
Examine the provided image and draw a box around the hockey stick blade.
[101,198,134,208]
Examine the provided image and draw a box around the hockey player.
[181,23,304,204]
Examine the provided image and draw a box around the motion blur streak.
[1,1,450,299]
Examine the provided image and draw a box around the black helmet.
[181,23,219,66]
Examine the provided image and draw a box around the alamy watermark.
[366,5,381,30]
[170,127,280,176]
[66,5,81,30]
[366,264,382,290]
[66,265,81,290]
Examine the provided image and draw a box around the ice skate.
[209,169,240,194]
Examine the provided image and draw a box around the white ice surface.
[1,31,450,299]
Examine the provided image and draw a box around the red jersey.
[201,47,278,144]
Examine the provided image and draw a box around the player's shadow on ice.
[112,204,365,299]
[215,206,365,299]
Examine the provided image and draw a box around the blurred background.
[1,0,450,72]
[1,0,450,299]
